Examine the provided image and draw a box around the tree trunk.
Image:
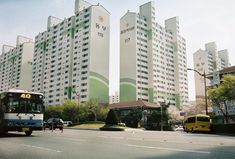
[94,113,97,122]
[217,103,227,124]
[223,101,229,124]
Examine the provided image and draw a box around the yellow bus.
[184,114,211,133]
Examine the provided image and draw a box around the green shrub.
[123,109,142,128]
[105,109,118,125]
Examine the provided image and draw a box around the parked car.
[174,125,184,131]
[63,121,72,126]
[45,118,64,130]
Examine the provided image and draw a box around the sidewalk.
[124,128,145,132]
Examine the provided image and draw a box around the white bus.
[0,89,44,136]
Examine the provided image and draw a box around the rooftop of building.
[207,65,235,78]
[219,65,235,74]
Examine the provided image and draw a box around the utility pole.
[159,101,165,131]
[203,71,208,115]
[187,68,208,115]
[161,102,163,131]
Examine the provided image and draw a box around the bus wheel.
[191,128,194,133]
[0,131,5,136]
[0,130,8,135]
[25,130,32,136]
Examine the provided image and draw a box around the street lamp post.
[141,110,147,129]
[187,68,208,115]
[161,103,163,131]
[76,92,80,105]
[159,101,165,131]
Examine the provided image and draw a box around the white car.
[63,121,72,126]
[174,125,184,131]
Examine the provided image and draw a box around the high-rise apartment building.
[32,0,110,105]
[193,42,230,98]
[0,36,34,92]
[120,1,188,108]
[109,91,119,104]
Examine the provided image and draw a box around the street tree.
[96,103,109,121]
[85,99,99,121]
[44,100,110,123]
[167,106,184,124]
[187,99,208,115]
[44,105,63,120]
[62,100,80,123]
[208,74,235,123]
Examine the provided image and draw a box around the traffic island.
[99,125,125,131]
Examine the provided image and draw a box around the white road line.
[20,144,62,153]
[110,136,124,139]
[127,144,211,154]
[97,135,108,138]
[57,137,86,142]
[98,136,125,140]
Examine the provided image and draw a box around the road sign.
[213,71,220,85]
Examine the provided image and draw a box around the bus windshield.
[5,93,44,114]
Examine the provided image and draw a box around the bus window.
[7,98,20,113]
[187,117,196,123]
[26,100,43,113]
[197,116,210,122]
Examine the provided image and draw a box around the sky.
[0,0,235,101]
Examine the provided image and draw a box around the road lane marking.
[127,144,211,154]
[126,137,235,147]
[96,134,235,147]
[97,135,124,139]
[56,137,86,142]
[109,136,123,139]
[20,144,62,153]
[97,135,107,138]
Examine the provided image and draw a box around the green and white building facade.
[0,36,34,92]
[32,0,110,105]
[120,1,189,108]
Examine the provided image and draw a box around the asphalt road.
[0,129,235,159]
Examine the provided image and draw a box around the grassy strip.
[69,123,105,129]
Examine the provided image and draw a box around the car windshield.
[47,118,63,123]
